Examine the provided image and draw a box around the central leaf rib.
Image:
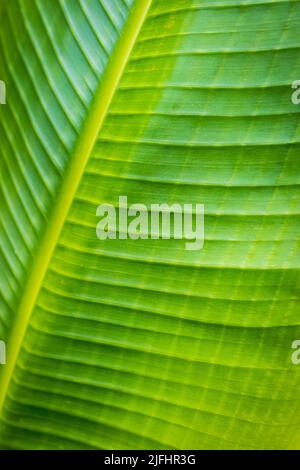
[0,0,153,415]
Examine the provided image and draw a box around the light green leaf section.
[0,0,300,450]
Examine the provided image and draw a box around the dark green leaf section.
[0,0,133,339]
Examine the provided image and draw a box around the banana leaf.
[0,0,300,450]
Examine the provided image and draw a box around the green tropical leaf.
[0,0,300,450]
